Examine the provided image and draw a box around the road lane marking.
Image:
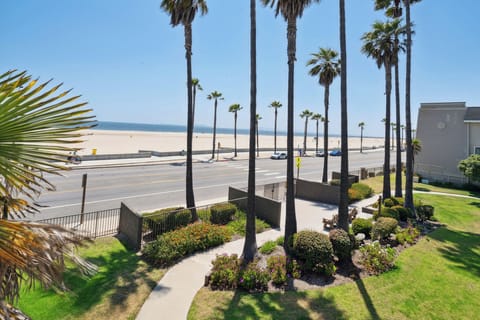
[264,172,280,176]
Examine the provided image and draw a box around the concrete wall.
[228,187,282,228]
[82,152,151,161]
[119,202,143,251]
[415,102,468,182]
[295,178,340,205]
[331,171,359,185]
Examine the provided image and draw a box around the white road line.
[275,175,286,179]
[264,172,280,176]
[256,170,269,173]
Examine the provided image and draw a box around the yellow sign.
[296,156,301,168]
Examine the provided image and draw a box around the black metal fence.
[37,208,121,238]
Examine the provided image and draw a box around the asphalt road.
[31,150,389,220]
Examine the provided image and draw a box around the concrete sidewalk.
[136,196,377,320]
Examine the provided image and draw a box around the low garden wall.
[295,178,341,205]
[118,202,143,251]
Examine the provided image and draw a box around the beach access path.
[136,196,378,320]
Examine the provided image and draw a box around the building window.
[475,146,480,155]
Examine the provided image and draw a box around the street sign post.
[296,156,301,179]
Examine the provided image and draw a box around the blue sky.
[2,0,479,137]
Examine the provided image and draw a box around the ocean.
[96,121,315,137]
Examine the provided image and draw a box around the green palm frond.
[160,0,208,27]
[261,0,320,20]
[307,48,341,87]
[0,70,95,200]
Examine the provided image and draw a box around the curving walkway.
[136,196,376,320]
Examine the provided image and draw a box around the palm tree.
[391,122,396,150]
[229,104,242,157]
[161,0,207,221]
[268,100,283,153]
[207,91,224,160]
[374,0,422,213]
[400,124,405,146]
[311,113,323,154]
[256,114,262,157]
[338,0,349,232]
[358,122,365,153]
[299,109,313,156]
[0,70,96,317]
[192,77,202,125]
[242,0,258,263]
[307,48,340,183]
[262,0,320,251]
[362,19,404,201]
[412,138,421,165]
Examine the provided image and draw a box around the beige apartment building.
[415,102,480,184]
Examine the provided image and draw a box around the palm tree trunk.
[322,85,330,183]
[256,120,259,157]
[394,59,402,198]
[315,120,319,154]
[274,109,278,153]
[303,118,308,156]
[212,99,218,159]
[360,127,363,153]
[338,0,349,232]
[184,24,197,221]
[242,0,257,263]
[404,0,415,215]
[192,85,197,126]
[234,112,238,157]
[383,62,392,200]
[284,16,297,253]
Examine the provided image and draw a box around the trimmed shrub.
[352,218,373,236]
[329,228,352,261]
[267,255,287,286]
[372,217,398,240]
[348,183,374,202]
[144,207,191,236]
[359,241,396,274]
[226,211,270,236]
[209,254,240,290]
[275,236,285,246]
[293,230,334,273]
[143,222,231,266]
[416,205,435,221]
[210,202,237,225]
[238,260,270,292]
[383,198,398,208]
[375,207,400,221]
[393,197,405,206]
[259,240,277,255]
[392,205,413,222]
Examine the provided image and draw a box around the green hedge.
[144,207,191,236]
[293,230,334,274]
[348,183,374,202]
[372,217,398,240]
[143,222,231,266]
[352,218,373,236]
[210,203,237,225]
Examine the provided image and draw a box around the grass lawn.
[361,173,480,197]
[15,236,165,320]
[188,193,480,320]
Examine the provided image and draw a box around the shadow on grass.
[220,290,346,320]
[428,228,480,278]
[413,187,431,192]
[469,201,480,209]
[64,235,159,316]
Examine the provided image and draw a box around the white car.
[270,152,287,160]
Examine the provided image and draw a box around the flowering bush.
[143,222,231,266]
[359,241,396,275]
[238,260,270,292]
[267,255,287,286]
[209,254,240,290]
[396,225,420,245]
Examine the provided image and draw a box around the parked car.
[315,151,325,157]
[330,150,342,156]
[271,152,287,160]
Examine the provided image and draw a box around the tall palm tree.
[207,91,224,160]
[307,48,340,183]
[255,114,262,157]
[338,0,349,232]
[300,109,313,156]
[262,0,320,251]
[358,122,365,153]
[0,70,96,317]
[268,100,283,153]
[411,138,421,165]
[391,122,396,150]
[192,77,202,125]
[374,0,422,212]
[229,103,242,157]
[311,113,323,154]
[362,19,404,201]
[400,124,405,146]
[161,0,208,221]
[242,0,258,263]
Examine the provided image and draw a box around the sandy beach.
[75,130,385,156]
